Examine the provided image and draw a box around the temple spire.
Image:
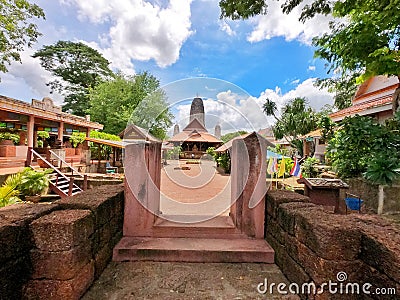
[189,97,205,127]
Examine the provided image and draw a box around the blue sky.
[0,0,335,133]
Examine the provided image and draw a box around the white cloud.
[291,79,300,85]
[247,0,333,44]
[1,49,64,105]
[219,20,236,36]
[170,78,333,136]
[259,78,334,115]
[308,65,316,71]
[172,91,270,135]
[63,0,193,71]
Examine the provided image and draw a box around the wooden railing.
[27,148,87,196]
[48,149,84,178]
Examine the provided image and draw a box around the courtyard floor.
[84,159,296,299]
[159,159,231,218]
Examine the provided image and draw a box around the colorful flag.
[278,157,285,177]
[290,157,302,177]
[273,157,278,173]
[267,157,274,174]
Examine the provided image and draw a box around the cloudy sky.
[0,0,335,133]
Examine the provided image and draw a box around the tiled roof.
[330,95,392,119]
[168,130,221,143]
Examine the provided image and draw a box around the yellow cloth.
[278,157,285,177]
[267,157,274,174]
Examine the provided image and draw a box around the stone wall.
[346,178,400,214]
[0,184,124,300]
[266,190,400,299]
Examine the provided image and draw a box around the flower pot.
[0,139,14,146]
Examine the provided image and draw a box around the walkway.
[83,261,298,299]
[84,159,296,299]
[160,160,231,218]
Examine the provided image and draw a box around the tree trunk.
[377,184,384,214]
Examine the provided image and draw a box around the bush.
[217,153,231,173]
[0,132,20,144]
[166,146,181,160]
[69,132,86,147]
[326,114,400,185]
[0,173,22,207]
[18,168,51,197]
[302,157,319,178]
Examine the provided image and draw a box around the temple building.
[0,95,103,167]
[330,75,398,123]
[168,97,222,159]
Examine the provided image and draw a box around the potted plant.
[18,168,51,203]
[69,132,86,155]
[0,132,20,145]
[0,132,19,157]
[36,130,50,148]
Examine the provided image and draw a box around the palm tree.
[262,98,279,121]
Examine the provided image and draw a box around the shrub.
[18,168,51,197]
[302,157,319,178]
[0,132,20,144]
[0,173,22,207]
[326,114,400,185]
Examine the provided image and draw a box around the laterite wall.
[266,190,400,300]
[0,184,124,300]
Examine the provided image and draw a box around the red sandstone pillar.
[58,121,64,142]
[27,115,35,148]
[123,142,161,237]
[230,132,268,239]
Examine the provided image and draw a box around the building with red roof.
[330,76,398,123]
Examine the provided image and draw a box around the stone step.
[150,215,245,239]
[0,158,26,168]
[113,237,275,263]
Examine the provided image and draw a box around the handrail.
[30,149,71,183]
[49,149,84,177]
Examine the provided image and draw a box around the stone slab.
[23,260,94,300]
[30,209,94,251]
[113,237,274,263]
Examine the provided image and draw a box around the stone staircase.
[113,134,274,264]
[114,236,274,263]
[113,215,274,263]
[28,148,83,198]
[48,172,82,198]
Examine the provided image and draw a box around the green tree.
[265,97,318,155]
[220,0,400,108]
[0,0,45,76]
[220,130,248,143]
[326,114,400,184]
[219,0,333,22]
[315,73,359,110]
[262,98,279,121]
[33,40,114,116]
[314,1,400,77]
[89,72,173,139]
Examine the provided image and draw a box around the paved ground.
[159,160,231,218]
[83,159,297,299]
[82,262,299,300]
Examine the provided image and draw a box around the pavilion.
[168,97,222,159]
[0,95,102,163]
